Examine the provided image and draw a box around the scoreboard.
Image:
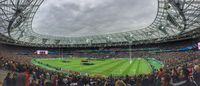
[36,50,48,55]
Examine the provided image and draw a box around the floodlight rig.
[164,0,191,34]
[1,0,200,48]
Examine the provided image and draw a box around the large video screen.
[36,50,48,55]
[198,42,200,50]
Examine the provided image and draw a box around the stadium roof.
[0,0,200,47]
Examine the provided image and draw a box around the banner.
[198,42,200,50]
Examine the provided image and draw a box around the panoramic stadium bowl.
[0,0,200,86]
[32,57,163,76]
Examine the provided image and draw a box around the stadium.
[0,0,200,86]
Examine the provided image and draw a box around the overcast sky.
[32,0,157,37]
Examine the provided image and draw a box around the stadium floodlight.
[42,38,48,44]
[106,36,112,43]
[158,24,168,35]
[124,34,133,43]
[107,36,112,40]
[54,40,60,45]
[86,39,93,46]
[86,39,91,43]
[130,34,133,37]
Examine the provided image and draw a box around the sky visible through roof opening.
[32,0,157,37]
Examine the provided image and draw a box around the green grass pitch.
[32,58,162,76]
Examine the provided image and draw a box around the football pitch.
[32,58,162,76]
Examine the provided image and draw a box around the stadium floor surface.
[32,58,162,76]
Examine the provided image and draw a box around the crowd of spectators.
[0,51,200,86]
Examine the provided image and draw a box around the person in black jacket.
[3,72,12,86]
[193,65,200,86]
[170,68,196,86]
[10,73,17,86]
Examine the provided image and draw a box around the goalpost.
[58,46,64,60]
[129,41,132,64]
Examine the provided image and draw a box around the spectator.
[3,72,12,86]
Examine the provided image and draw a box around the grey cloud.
[32,0,157,37]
